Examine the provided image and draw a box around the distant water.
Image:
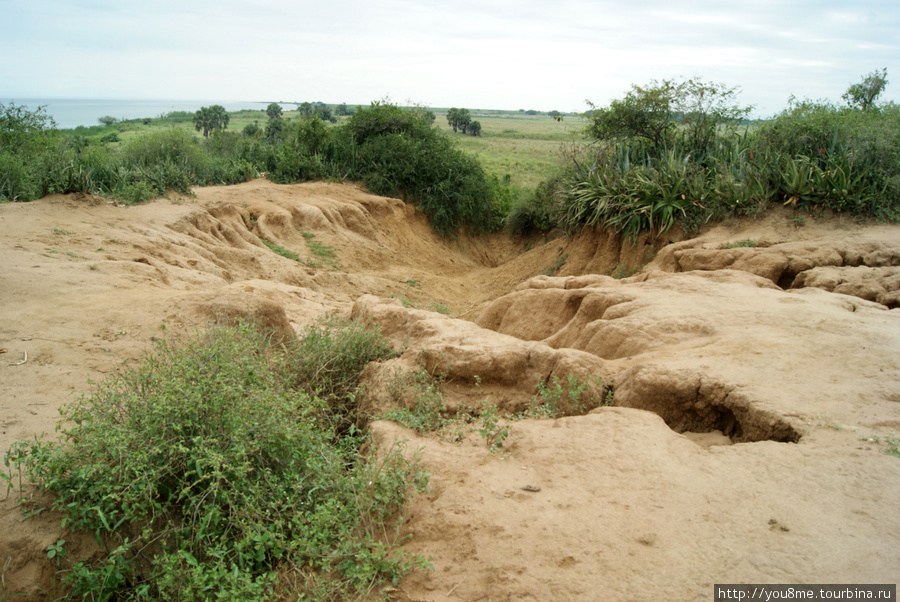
[0,99,275,130]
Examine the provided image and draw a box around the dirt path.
[1,180,898,599]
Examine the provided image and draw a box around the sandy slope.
[1,180,898,599]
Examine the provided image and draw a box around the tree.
[1,103,56,148]
[585,77,751,152]
[678,79,752,151]
[316,105,335,123]
[266,102,283,120]
[297,116,329,154]
[843,68,888,111]
[193,105,229,138]
[243,121,261,138]
[98,115,118,126]
[585,80,681,150]
[336,103,353,116]
[446,107,471,133]
[469,120,482,136]
[265,117,285,141]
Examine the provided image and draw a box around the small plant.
[431,302,450,315]
[260,238,300,261]
[381,368,512,452]
[520,374,610,419]
[793,215,807,227]
[51,227,73,235]
[46,539,67,567]
[301,231,339,268]
[388,293,417,309]
[863,432,900,458]
[381,367,449,433]
[405,279,421,288]
[723,239,758,249]
[477,401,510,453]
[608,262,643,279]
[544,253,567,276]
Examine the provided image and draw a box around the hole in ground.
[613,365,801,444]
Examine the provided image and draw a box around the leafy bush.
[756,99,900,219]
[6,319,427,600]
[340,102,501,236]
[584,78,751,155]
[0,102,69,201]
[281,313,397,430]
[521,74,900,239]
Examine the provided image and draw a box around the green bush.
[523,76,900,239]
[0,101,503,234]
[756,100,900,219]
[6,319,427,600]
[0,151,35,201]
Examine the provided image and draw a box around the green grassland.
[432,111,587,190]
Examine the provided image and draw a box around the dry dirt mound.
[1,180,899,599]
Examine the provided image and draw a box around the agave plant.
[777,155,820,208]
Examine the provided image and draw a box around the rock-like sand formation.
[1,180,898,599]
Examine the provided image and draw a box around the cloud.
[1,0,898,115]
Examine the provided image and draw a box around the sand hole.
[614,365,801,444]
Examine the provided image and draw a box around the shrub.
[756,99,900,219]
[6,319,427,600]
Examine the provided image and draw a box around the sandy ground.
[1,180,898,599]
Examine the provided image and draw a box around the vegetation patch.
[512,71,900,238]
[379,369,510,453]
[543,251,567,276]
[3,318,429,600]
[723,239,758,249]
[517,375,612,419]
[260,238,300,262]
[864,431,900,458]
[301,231,339,268]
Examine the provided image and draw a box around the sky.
[2,0,898,117]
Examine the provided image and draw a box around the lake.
[0,99,281,130]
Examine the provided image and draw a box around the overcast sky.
[2,0,898,117]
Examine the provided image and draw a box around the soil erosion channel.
[1,180,899,599]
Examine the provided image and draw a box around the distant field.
[433,112,588,190]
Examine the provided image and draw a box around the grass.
[863,432,900,458]
[260,238,300,261]
[301,231,339,268]
[433,112,587,190]
[378,368,611,453]
[607,262,643,279]
[723,239,758,249]
[543,251,567,276]
[3,317,429,600]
